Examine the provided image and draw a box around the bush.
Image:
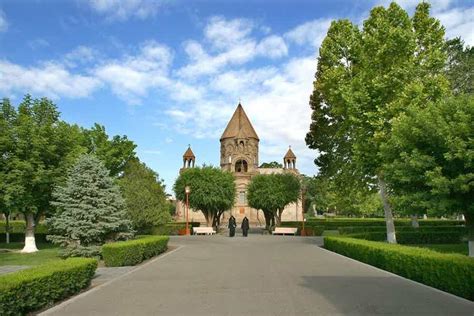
[349,231,466,244]
[0,258,97,315]
[102,235,169,267]
[338,225,468,235]
[149,222,200,235]
[280,222,325,236]
[0,221,49,243]
[324,237,474,300]
[303,218,464,229]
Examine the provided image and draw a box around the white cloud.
[87,0,162,21]
[285,18,332,48]
[436,7,474,46]
[64,46,100,67]
[204,16,254,50]
[28,38,50,50]
[0,61,101,99]
[256,35,288,58]
[0,9,8,32]
[94,41,173,104]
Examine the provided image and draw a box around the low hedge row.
[102,235,169,267]
[338,225,468,235]
[0,220,48,233]
[301,218,464,229]
[0,258,97,315]
[149,222,200,235]
[0,233,48,243]
[324,237,474,300]
[280,222,325,236]
[349,231,466,244]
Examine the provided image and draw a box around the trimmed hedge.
[0,258,97,315]
[150,222,200,235]
[349,231,466,244]
[301,218,464,229]
[280,222,325,236]
[0,220,49,243]
[338,225,468,235]
[324,236,474,300]
[102,235,169,267]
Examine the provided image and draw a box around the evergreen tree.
[47,154,133,257]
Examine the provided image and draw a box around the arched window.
[235,159,248,173]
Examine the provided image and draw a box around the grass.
[0,242,62,266]
[412,243,469,256]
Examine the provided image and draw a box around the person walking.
[228,215,237,237]
[241,216,250,237]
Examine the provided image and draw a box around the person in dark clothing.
[241,216,250,237]
[228,215,237,237]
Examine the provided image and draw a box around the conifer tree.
[47,154,133,257]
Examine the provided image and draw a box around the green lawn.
[412,243,469,256]
[0,242,62,266]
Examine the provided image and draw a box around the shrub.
[0,220,48,234]
[280,222,325,236]
[150,222,200,235]
[349,231,466,244]
[303,218,464,229]
[324,237,474,300]
[338,225,468,235]
[102,235,169,267]
[0,258,97,315]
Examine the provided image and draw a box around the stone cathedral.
[175,103,303,225]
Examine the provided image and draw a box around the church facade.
[175,103,303,226]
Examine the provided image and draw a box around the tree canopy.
[119,158,171,232]
[173,166,236,227]
[259,161,283,168]
[247,172,301,228]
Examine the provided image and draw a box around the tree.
[119,158,171,233]
[47,154,133,257]
[174,166,235,227]
[259,161,283,168]
[306,2,449,243]
[83,124,136,177]
[382,95,474,255]
[445,38,473,95]
[0,98,17,243]
[247,172,301,229]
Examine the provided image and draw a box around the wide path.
[43,235,473,316]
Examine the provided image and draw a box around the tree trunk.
[263,211,272,230]
[5,213,10,244]
[204,212,215,228]
[378,175,397,244]
[466,213,473,257]
[274,209,282,226]
[411,214,419,228]
[22,212,38,253]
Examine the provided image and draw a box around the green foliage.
[149,222,200,235]
[174,166,236,226]
[349,231,466,244]
[259,161,283,168]
[102,235,169,267]
[382,95,474,240]
[119,158,171,232]
[338,225,468,235]
[0,258,97,315]
[324,237,474,299]
[0,243,60,266]
[247,172,301,227]
[280,222,325,236]
[444,37,473,95]
[47,154,133,257]
[83,123,136,177]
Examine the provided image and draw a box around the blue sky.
[0,0,473,193]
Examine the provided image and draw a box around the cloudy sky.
[0,0,472,193]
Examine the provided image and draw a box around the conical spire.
[220,103,259,141]
[183,145,195,159]
[284,146,296,159]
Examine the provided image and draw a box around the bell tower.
[220,103,259,174]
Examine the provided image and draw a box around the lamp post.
[301,186,306,236]
[185,186,191,235]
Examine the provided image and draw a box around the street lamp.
[185,186,191,236]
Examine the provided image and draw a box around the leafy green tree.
[47,154,133,257]
[247,173,301,228]
[0,98,18,243]
[83,124,136,177]
[382,95,474,255]
[306,2,449,243]
[174,166,235,227]
[119,158,171,233]
[445,37,473,95]
[259,161,283,168]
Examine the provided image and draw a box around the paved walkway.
[42,235,473,316]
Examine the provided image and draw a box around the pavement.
[41,235,474,316]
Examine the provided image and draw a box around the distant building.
[176,103,303,226]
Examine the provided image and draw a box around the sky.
[0,0,473,194]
